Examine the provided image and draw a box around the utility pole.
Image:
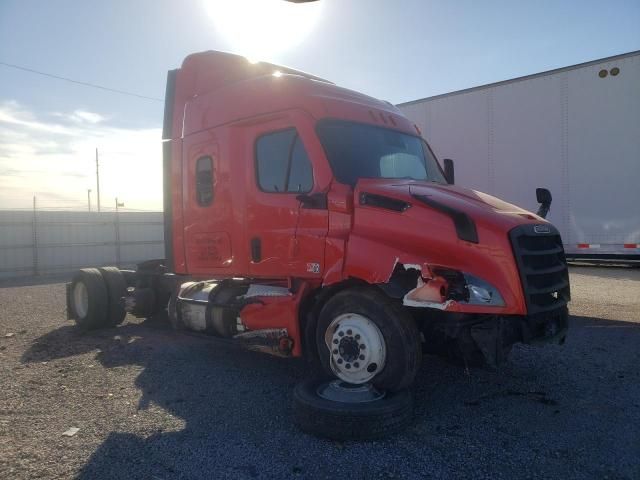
[87,189,92,212]
[32,195,38,276]
[114,197,124,267]
[95,147,101,212]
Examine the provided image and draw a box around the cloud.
[70,110,106,124]
[53,109,108,125]
[0,101,162,210]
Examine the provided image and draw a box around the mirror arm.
[443,158,455,185]
[296,192,328,210]
[536,203,551,219]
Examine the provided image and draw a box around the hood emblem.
[534,225,551,234]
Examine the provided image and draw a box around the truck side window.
[287,136,313,193]
[256,129,313,193]
[195,156,213,206]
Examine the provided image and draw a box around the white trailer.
[398,50,640,259]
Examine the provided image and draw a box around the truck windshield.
[316,119,447,187]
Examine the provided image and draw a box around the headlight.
[462,273,505,306]
[432,269,505,307]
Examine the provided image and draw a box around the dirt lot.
[1,266,639,479]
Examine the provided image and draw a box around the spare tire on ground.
[292,378,413,441]
[69,268,109,330]
[98,266,127,326]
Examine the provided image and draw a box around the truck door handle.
[251,237,262,262]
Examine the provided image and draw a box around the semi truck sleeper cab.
[67,50,570,392]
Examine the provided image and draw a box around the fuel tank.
[173,281,248,337]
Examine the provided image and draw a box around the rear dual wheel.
[70,267,126,330]
[98,267,127,326]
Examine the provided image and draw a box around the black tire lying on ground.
[292,378,413,441]
[98,266,127,326]
[69,268,109,330]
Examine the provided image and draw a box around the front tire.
[316,287,421,392]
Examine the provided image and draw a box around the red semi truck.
[67,51,570,438]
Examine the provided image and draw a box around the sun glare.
[203,0,323,62]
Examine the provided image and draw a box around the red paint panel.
[239,283,312,357]
[166,50,569,323]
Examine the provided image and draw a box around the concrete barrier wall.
[0,211,164,279]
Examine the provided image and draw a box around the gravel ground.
[0,266,639,479]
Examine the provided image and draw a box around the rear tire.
[292,378,413,441]
[70,268,109,330]
[98,267,127,326]
[316,287,422,392]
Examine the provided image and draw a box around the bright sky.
[1,0,639,210]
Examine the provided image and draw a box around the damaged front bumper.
[398,265,507,312]
[418,306,568,367]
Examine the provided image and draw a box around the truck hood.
[355,178,543,232]
[345,178,546,315]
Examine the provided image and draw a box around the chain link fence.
[0,209,164,280]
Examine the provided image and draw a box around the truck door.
[182,129,236,275]
[243,111,330,279]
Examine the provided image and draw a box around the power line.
[0,61,163,102]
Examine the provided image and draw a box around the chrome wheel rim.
[316,380,385,403]
[324,313,386,384]
[73,281,89,318]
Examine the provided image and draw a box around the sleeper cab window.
[255,128,313,193]
[195,156,214,206]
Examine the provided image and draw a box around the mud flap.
[233,328,293,357]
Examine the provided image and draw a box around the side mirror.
[443,158,455,185]
[535,187,552,218]
[536,187,552,205]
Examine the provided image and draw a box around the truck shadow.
[21,314,312,478]
[21,313,640,479]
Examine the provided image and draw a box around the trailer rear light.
[577,243,639,249]
[577,243,600,249]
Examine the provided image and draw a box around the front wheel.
[316,287,422,392]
